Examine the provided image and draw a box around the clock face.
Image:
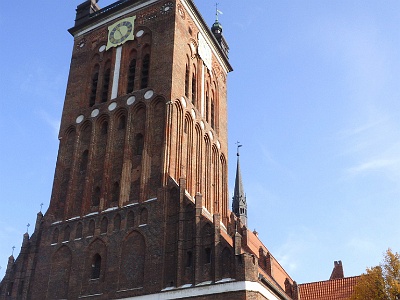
[106,16,136,50]
[109,21,133,45]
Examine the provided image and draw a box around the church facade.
[0,0,346,299]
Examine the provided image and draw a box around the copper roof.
[299,276,360,300]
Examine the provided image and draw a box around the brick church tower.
[0,0,298,299]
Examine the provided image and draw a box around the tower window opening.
[191,73,196,105]
[140,54,150,89]
[205,90,209,122]
[112,181,120,203]
[101,68,111,103]
[211,100,215,129]
[118,115,126,130]
[135,133,144,155]
[101,121,108,135]
[205,247,212,264]
[92,186,101,206]
[89,71,99,107]
[91,254,101,279]
[80,150,89,174]
[127,59,136,93]
[186,251,193,267]
[6,282,13,296]
[185,64,189,97]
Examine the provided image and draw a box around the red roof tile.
[299,276,360,300]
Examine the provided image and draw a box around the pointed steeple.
[232,143,247,227]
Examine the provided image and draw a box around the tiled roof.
[299,276,360,300]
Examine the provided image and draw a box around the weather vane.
[235,141,243,156]
[215,3,223,21]
[26,223,30,234]
[40,203,43,212]
[12,246,15,256]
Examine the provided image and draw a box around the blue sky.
[1,0,400,284]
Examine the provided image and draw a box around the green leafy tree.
[350,249,400,300]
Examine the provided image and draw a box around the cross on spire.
[26,223,30,234]
[12,246,15,256]
[40,203,43,212]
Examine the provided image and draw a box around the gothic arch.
[118,231,146,290]
[129,103,146,202]
[47,245,72,299]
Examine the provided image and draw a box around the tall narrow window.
[135,133,144,155]
[118,115,126,130]
[127,211,134,229]
[205,247,211,264]
[185,64,189,97]
[100,217,108,234]
[89,66,99,106]
[91,254,101,279]
[127,59,136,93]
[92,186,100,206]
[191,73,196,105]
[141,54,150,89]
[80,150,89,174]
[205,89,209,122]
[211,100,215,129]
[101,68,111,103]
[112,181,119,203]
[186,251,193,267]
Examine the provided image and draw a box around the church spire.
[232,143,247,227]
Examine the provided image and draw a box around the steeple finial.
[215,3,223,21]
[232,143,247,227]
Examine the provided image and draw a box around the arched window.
[127,211,134,229]
[100,217,108,234]
[113,214,121,231]
[205,247,212,264]
[205,87,210,122]
[135,133,144,155]
[191,72,196,105]
[140,208,148,225]
[127,58,136,93]
[63,226,71,242]
[140,54,150,89]
[92,186,101,206]
[101,121,108,135]
[80,150,89,174]
[112,181,120,203]
[76,223,83,239]
[118,115,126,130]
[52,228,59,244]
[211,100,215,129]
[185,63,189,97]
[91,254,101,279]
[101,67,111,102]
[89,65,99,106]
[88,219,95,237]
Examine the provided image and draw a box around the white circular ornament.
[208,131,214,140]
[144,90,154,99]
[76,115,84,124]
[191,109,196,119]
[127,96,136,105]
[99,45,106,52]
[108,102,117,111]
[136,30,144,38]
[91,109,99,118]
[200,121,205,130]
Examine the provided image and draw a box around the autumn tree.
[350,249,400,300]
